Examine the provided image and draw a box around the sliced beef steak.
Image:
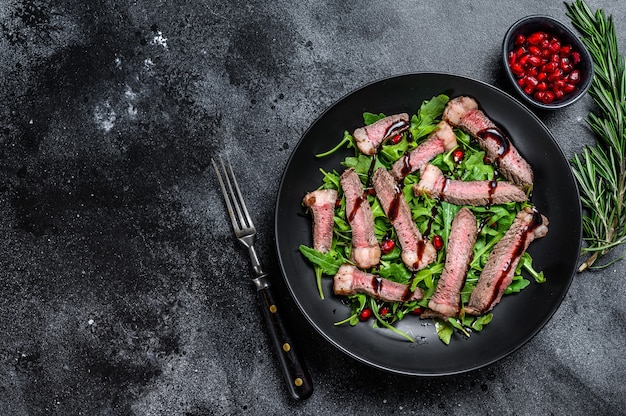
[340,168,381,269]
[390,120,457,180]
[415,164,528,206]
[443,96,534,188]
[302,189,338,253]
[428,207,477,317]
[353,113,410,155]
[372,167,436,271]
[466,206,549,315]
[333,264,423,302]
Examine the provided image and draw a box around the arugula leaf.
[299,245,344,275]
[363,112,386,125]
[435,320,454,345]
[410,94,449,140]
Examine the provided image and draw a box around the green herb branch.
[565,0,626,271]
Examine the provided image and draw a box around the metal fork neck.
[246,245,265,276]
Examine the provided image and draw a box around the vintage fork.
[212,157,313,400]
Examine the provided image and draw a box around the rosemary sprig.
[565,0,626,271]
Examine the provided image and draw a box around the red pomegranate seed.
[508,51,517,65]
[542,62,558,72]
[527,31,545,45]
[452,149,464,163]
[515,34,526,45]
[560,44,572,55]
[510,63,524,75]
[380,238,395,254]
[537,72,548,81]
[379,305,391,317]
[432,235,444,251]
[554,90,565,99]
[569,70,581,84]
[571,51,581,64]
[528,55,542,66]
[359,307,372,322]
[388,134,402,145]
[517,78,526,87]
[542,91,555,103]
[563,83,576,93]
[551,53,560,62]
[548,69,563,82]
[524,85,535,95]
[534,91,545,101]
[411,307,423,315]
[549,40,561,53]
[536,82,548,91]
[525,75,539,87]
[554,79,567,89]
[527,67,538,76]
[529,45,541,55]
[518,53,530,66]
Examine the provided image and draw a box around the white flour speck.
[151,31,168,49]
[94,101,116,132]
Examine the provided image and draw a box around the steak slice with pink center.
[302,189,338,253]
[465,206,549,315]
[443,96,534,188]
[333,264,423,302]
[428,207,477,317]
[353,113,410,155]
[415,164,528,206]
[340,168,381,269]
[390,120,457,180]
[372,167,436,271]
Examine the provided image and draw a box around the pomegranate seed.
[540,38,550,49]
[571,51,581,64]
[527,67,538,76]
[542,62,558,72]
[554,89,565,99]
[432,235,444,251]
[380,238,395,254]
[525,75,539,87]
[547,69,563,82]
[527,31,545,45]
[563,83,576,93]
[518,53,530,66]
[524,85,535,95]
[551,53,560,62]
[380,305,391,316]
[554,79,567,89]
[542,91,555,103]
[541,48,551,58]
[515,46,527,57]
[452,149,464,163]
[536,82,548,91]
[569,70,581,84]
[515,34,526,45]
[549,40,561,53]
[529,45,541,56]
[560,57,573,72]
[527,55,542,67]
[388,134,402,145]
[359,307,372,322]
[510,63,524,75]
[508,51,517,65]
[411,307,423,315]
[537,72,548,81]
[534,91,545,101]
[517,78,526,87]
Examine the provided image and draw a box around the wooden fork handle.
[253,274,313,400]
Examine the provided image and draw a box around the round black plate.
[274,73,581,376]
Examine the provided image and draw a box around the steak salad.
[299,94,548,344]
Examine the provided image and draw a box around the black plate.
[274,73,581,376]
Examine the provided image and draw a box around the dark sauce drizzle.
[485,208,543,309]
[401,273,417,302]
[371,276,383,295]
[382,120,409,141]
[348,194,364,222]
[423,205,439,239]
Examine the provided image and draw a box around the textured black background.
[0,1,624,415]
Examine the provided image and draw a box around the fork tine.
[219,157,251,230]
[223,157,254,229]
[211,158,240,231]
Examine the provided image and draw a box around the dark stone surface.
[0,1,625,415]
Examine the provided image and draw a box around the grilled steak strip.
[340,168,381,269]
[353,113,410,156]
[428,207,477,317]
[302,189,338,253]
[414,164,528,207]
[390,121,457,180]
[443,96,534,188]
[466,206,549,315]
[372,167,436,271]
[333,264,424,302]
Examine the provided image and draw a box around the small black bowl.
[502,15,593,110]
